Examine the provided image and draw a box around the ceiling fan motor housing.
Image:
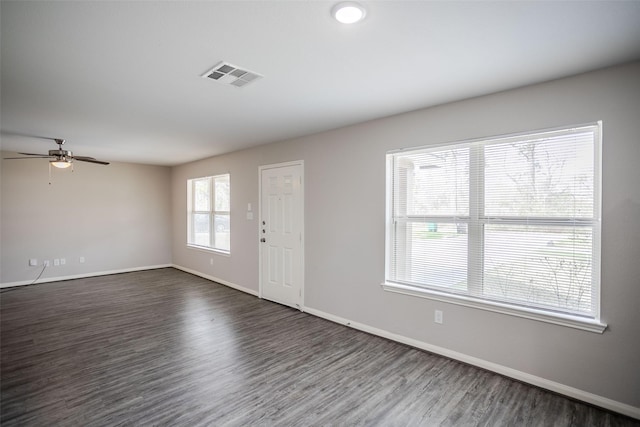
[49,149,72,159]
[48,149,73,163]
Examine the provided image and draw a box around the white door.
[259,162,304,309]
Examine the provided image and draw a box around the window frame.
[187,174,230,254]
[383,123,606,333]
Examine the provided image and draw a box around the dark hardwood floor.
[1,268,636,426]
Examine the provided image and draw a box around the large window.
[187,174,230,253]
[385,123,603,330]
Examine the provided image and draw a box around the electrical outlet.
[60,258,66,265]
[43,260,51,267]
[54,259,60,266]
[210,258,214,265]
[29,258,38,266]
[79,256,85,263]
[435,310,443,324]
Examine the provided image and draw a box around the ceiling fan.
[4,137,109,168]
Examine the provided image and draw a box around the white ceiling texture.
[2,1,640,166]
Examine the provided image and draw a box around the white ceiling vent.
[202,61,262,88]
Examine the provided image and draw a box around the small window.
[385,123,603,329]
[187,174,230,253]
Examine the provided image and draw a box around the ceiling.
[2,1,640,166]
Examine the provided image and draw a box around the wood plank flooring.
[1,268,636,426]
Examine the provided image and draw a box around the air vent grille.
[202,61,262,88]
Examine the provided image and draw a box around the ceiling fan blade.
[74,157,110,165]
[18,152,49,156]
[1,132,59,142]
[4,156,53,159]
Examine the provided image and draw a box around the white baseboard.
[302,306,640,420]
[0,264,173,288]
[171,264,259,297]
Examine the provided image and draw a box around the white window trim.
[186,174,230,254]
[186,243,231,257]
[384,122,606,334]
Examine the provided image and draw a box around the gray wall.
[0,157,172,284]
[172,62,640,409]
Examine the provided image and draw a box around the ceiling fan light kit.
[48,142,74,168]
[51,160,72,169]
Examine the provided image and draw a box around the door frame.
[258,160,305,309]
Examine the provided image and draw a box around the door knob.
[260,238,266,243]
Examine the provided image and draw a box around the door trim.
[258,160,304,308]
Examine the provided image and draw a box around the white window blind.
[386,124,601,320]
[187,174,230,253]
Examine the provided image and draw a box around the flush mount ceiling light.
[332,2,367,24]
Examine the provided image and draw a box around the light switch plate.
[435,310,443,324]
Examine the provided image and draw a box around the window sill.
[187,244,230,257]
[381,282,607,334]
